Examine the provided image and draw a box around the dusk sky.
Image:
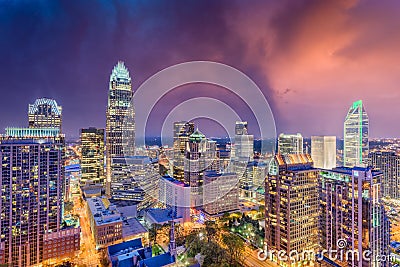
[1,0,399,139]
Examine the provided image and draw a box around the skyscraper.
[234,121,254,161]
[80,127,105,186]
[106,61,135,196]
[28,97,62,130]
[311,136,336,169]
[0,129,79,266]
[369,151,400,199]
[277,133,303,155]
[184,128,218,207]
[343,100,369,167]
[265,154,319,266]
[318,167,390,267]
[173,121,194,181]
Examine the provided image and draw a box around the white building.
[278,133,303,155]
[203,171,239,216]
[311,136,336,169]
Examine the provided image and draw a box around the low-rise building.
[107,238,175,267]
[43,227,80,260]
[87,197,148,249]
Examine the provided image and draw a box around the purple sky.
[0,0,399,138]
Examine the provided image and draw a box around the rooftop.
[108,238,143,257]
[141,252,174,267]
[122,218,148,238]
[87,197,122,226]
[146,208,181,224]
[330,166,382,177]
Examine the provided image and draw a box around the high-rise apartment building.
[80,127,105,186]
[203,171,239,216]
[318,167,390,267]
[265,154,319,266]
[173,121,194,181]
[0,129,79,266]
[344,100,369,167]
[278,133,303,155]
[28,97,62,130]
[311,136,336,169]
[369,151,400,199]
[106,61,135,195]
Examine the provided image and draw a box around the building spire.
[168,217,177,262]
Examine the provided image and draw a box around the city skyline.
[0,1,399,138]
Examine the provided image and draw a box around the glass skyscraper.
[80,127,105,186]
[277,133,303,155]
[343,100,369,167]
[106,61,135,196]
[28,98,62,130]
[369,151,400,199]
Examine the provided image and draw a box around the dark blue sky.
[1,0,399,139]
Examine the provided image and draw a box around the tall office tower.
[203,171,239,216]
[184,129,218,207]
[28,97,62,130]
[277,133,303,155]
[318,167,390,267]
[370,151,400,199]
[173,121,195,181]
[111,156,159,210]
[265,154,319,266]
[80,127,105,186]
[106,61,135,196]
[344,100,369,167]
[0,129,78,266]
[234,121,254,161]
[311,136,337,169]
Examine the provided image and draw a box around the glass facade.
[278,133,304,155]
[80,127,105,186]
[344,100,369,167]
[28,98,62,131]
[106,61,135,196]
[0,136,64,266]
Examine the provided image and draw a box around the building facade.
[28,97,62,130]
[173,121,194,182]
[80,127,105,186]
[111,156,159,210]
[184,129,218,207]
[0,132,67,266]
[369,151,400,199]
[311,136,337,169]
[318,167,391,267]
[278,133,304,155]
[203,171,239,216]
[106,61,135,195]
[233,121,254,162]
[344,100,369,167]
[265,154,319,266]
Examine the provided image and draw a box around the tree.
[149,223,161,245]
[205,221,218,242]
[221,233,245,266]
